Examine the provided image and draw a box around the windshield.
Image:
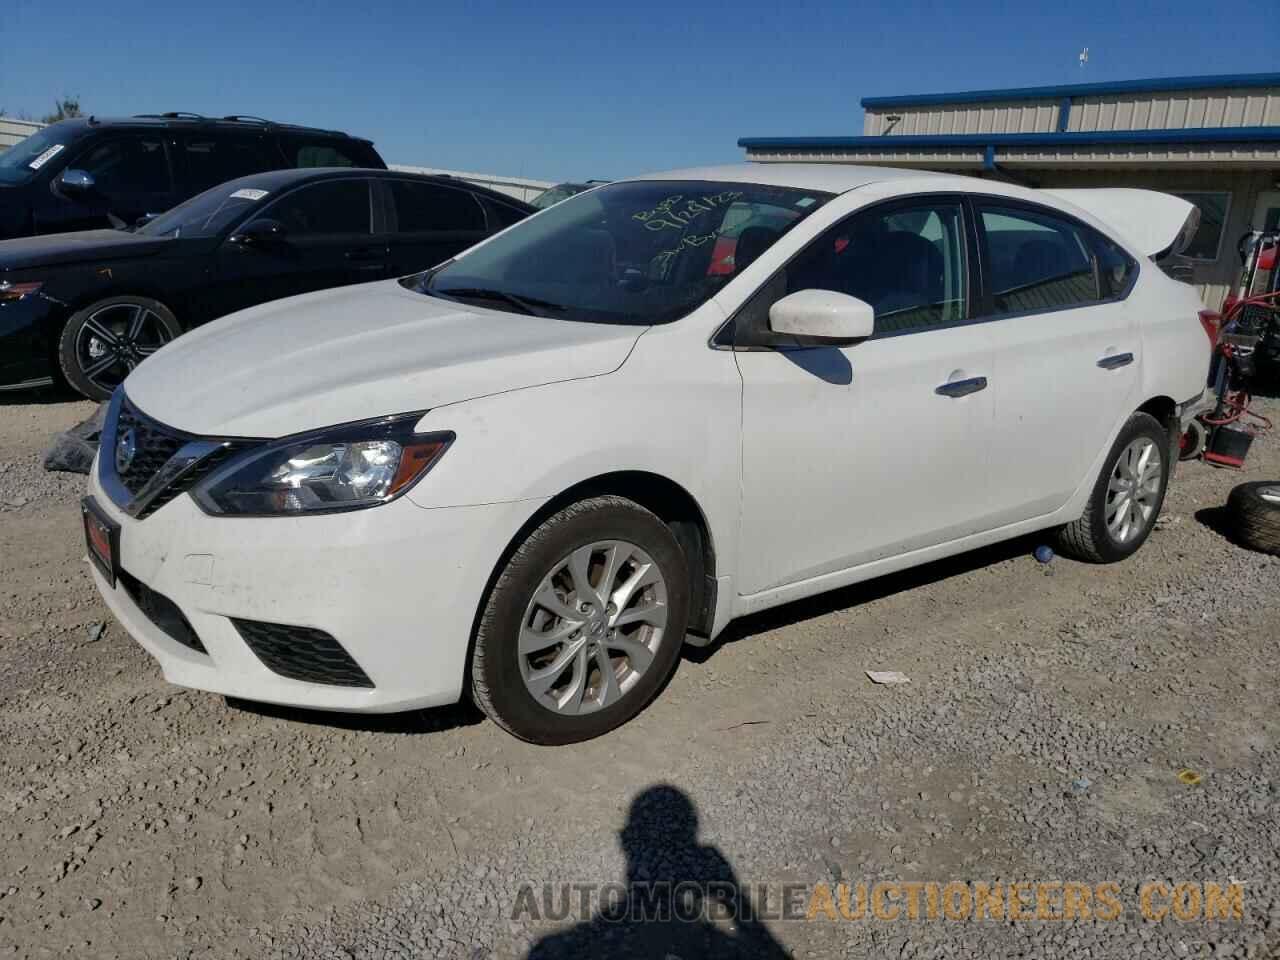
[0,125,72,184]
[413,180,831,325]
[139,181,267,238]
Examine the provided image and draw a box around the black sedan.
[0,168,533,400]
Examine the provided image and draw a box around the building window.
[1172,192,1231,261]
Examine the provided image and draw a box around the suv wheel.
[1058,412,1170,563]
[470,496,689,744]
[58,296,180,401]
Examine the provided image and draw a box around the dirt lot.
[1,389,1278,959]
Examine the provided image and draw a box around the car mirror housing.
[229,218,287,248]
[58,168,95,193]
[767,290,875,346]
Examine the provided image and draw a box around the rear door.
[380,178,491,276]
[976,199,1142,526]
[214,177,383,314]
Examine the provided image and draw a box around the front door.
[39,134,178,233]
[734,198,994,597]
[213,177,385,317]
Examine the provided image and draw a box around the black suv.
[0,113,385,240]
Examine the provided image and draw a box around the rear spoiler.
[1042,188,1200,260]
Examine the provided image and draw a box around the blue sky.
[2,0,1276,183]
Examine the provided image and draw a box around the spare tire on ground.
[1227,481,1280,556]
[42,403,107,475]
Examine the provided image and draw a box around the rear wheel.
[470,496,689,744]
[1058,412,1170,563]
[58,296,180,401]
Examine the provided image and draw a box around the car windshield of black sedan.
[138,182,265,238]
[412,181,832,325]
[0,126,71,184]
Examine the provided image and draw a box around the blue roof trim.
[738,126,1280,151]
[860,72,1280,109]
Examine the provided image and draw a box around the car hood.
[0,229,171,270]
[122,280,645,437]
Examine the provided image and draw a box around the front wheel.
[1057,412,1170,563]
[470,496,689,744]
[57,296,181,401]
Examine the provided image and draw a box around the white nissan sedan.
[84,164,1211,743]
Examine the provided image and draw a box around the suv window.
[267,180,372,235]
[481,196,529,230]
[281,136,379,169]
[183,136,275,193]
[979,205,1099,314]
[758,201,968,336]
[388,180,485,232]
[74,135,172,194]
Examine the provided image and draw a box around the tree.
[41,97,83,124]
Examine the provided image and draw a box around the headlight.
[193,413,453,516]
[0,281,43,302]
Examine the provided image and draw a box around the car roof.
[47,114,373,144]
[622,163,970,194]
[208,167,536,209]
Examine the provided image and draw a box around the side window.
[1091,232,1137,299]
[267,180,372,235]
[480,196,529,230]
[74,136,172,194]
[282,137,371,169]
[183,137,274,193]
[388,180,485,232]
[979,205,1099,314]
[783,201,968,335]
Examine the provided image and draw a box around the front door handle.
[935,376,988,398]
[1097,352,1134,370]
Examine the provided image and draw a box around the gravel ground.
[1,388,1278,959]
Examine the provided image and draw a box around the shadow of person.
[527,784,791,959]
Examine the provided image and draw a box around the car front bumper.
[86,460,545,712]
[0,292,63,388]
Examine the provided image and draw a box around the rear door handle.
[1097,352,1134,370]
[935,376,988,398]
[345,246,387,262]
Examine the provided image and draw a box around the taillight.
[1198,309,1220,347]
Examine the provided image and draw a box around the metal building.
[740,73,1280,307]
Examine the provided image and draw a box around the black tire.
[470,496,689,744]
[58,296,181,402]
[1057,412,1171,563]
[1178,419,1207,462]
[1227,482,1280,556]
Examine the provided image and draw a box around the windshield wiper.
[434,286,566,317]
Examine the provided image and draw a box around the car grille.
[111,396,254,519]
[231,619,375,688]
[119,569,207,654]
[114,398,186,496]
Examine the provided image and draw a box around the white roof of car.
[626,163,957,194]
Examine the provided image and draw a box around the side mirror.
[228,218,287,248]
[134,213,158,230]
[58,168,95,193]
[768,290,875,346]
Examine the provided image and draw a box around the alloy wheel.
[75,303,172,394]
[1105,437,1163,544]
[518,540,669,716]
